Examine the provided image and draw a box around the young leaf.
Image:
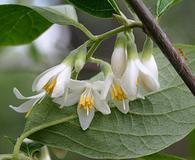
[0,4,92,46]
[16,44,195,159]
[156,0,180,17]
[140,153,185,160]
[67,0,116,18]
[5,136,43,157]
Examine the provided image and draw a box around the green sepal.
[142,36,153,60]
[114,32,127,49]
[127,32,138,59]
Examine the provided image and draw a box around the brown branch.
[126,0,195,96]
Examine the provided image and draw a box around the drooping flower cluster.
[10,32,160,130]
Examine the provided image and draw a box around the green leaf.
[156,0,180,17]
[16,44,195,159]
[107,0,121,14]
[67,0,116,18]
[0,4,92,46]
[140,153,185,160]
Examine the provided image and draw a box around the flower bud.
[40,146,51,160]
[111,33,127,78]
[140,36,160,91]
[62,52,76,67]
[74,46,87,72]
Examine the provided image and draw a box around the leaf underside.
[19,44,195,159]
[0,4,80,46]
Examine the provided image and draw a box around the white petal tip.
[81,126,88,131]
[123,110,129,114]
[9,105,24,113]
[103,109,111,115]
[120,107,129,114]
[9,105,14,109]
[59,105,65,109]
[13,88,23,99]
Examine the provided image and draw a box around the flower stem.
[86,40,102,60]
[85,21,142,60]
[96,21,142,41]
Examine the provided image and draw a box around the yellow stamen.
[43,78,57,95]
[79,88,94,111]
[111,81,127,101]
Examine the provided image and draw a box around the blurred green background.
[0,0,195,159]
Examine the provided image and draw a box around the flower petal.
[92,81,104,91]
[121,60,138,98]
[111,47,127,78]
[136,59,160,91]
[54,91,81,107]
[113,100,129,114]
[142,55,158,79]
[77,105,95,130]
[51,67,71,98]
[93,90,111,115]
[13,88,46,100]
[101,74,113,99]
[32,63,66,92]
[67,80,88,91]
[9,98,40,113]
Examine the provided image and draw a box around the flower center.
[111,81,127,101]
[79,88,94,111]
[43,78,57,95]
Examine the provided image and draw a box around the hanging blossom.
[121,33,160,99]
[9,54,74,116]
[101,32,160,114]
[139,36,160,91]
[54,80,111,130]
[101,33,130,114]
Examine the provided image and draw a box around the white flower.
[101,72,130,114]
[9,63,72,116]
[54,80,111,130]
[119,34,160,101]
[32,63,71,98]
[121,56,159,99]
[99,33,130,114]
